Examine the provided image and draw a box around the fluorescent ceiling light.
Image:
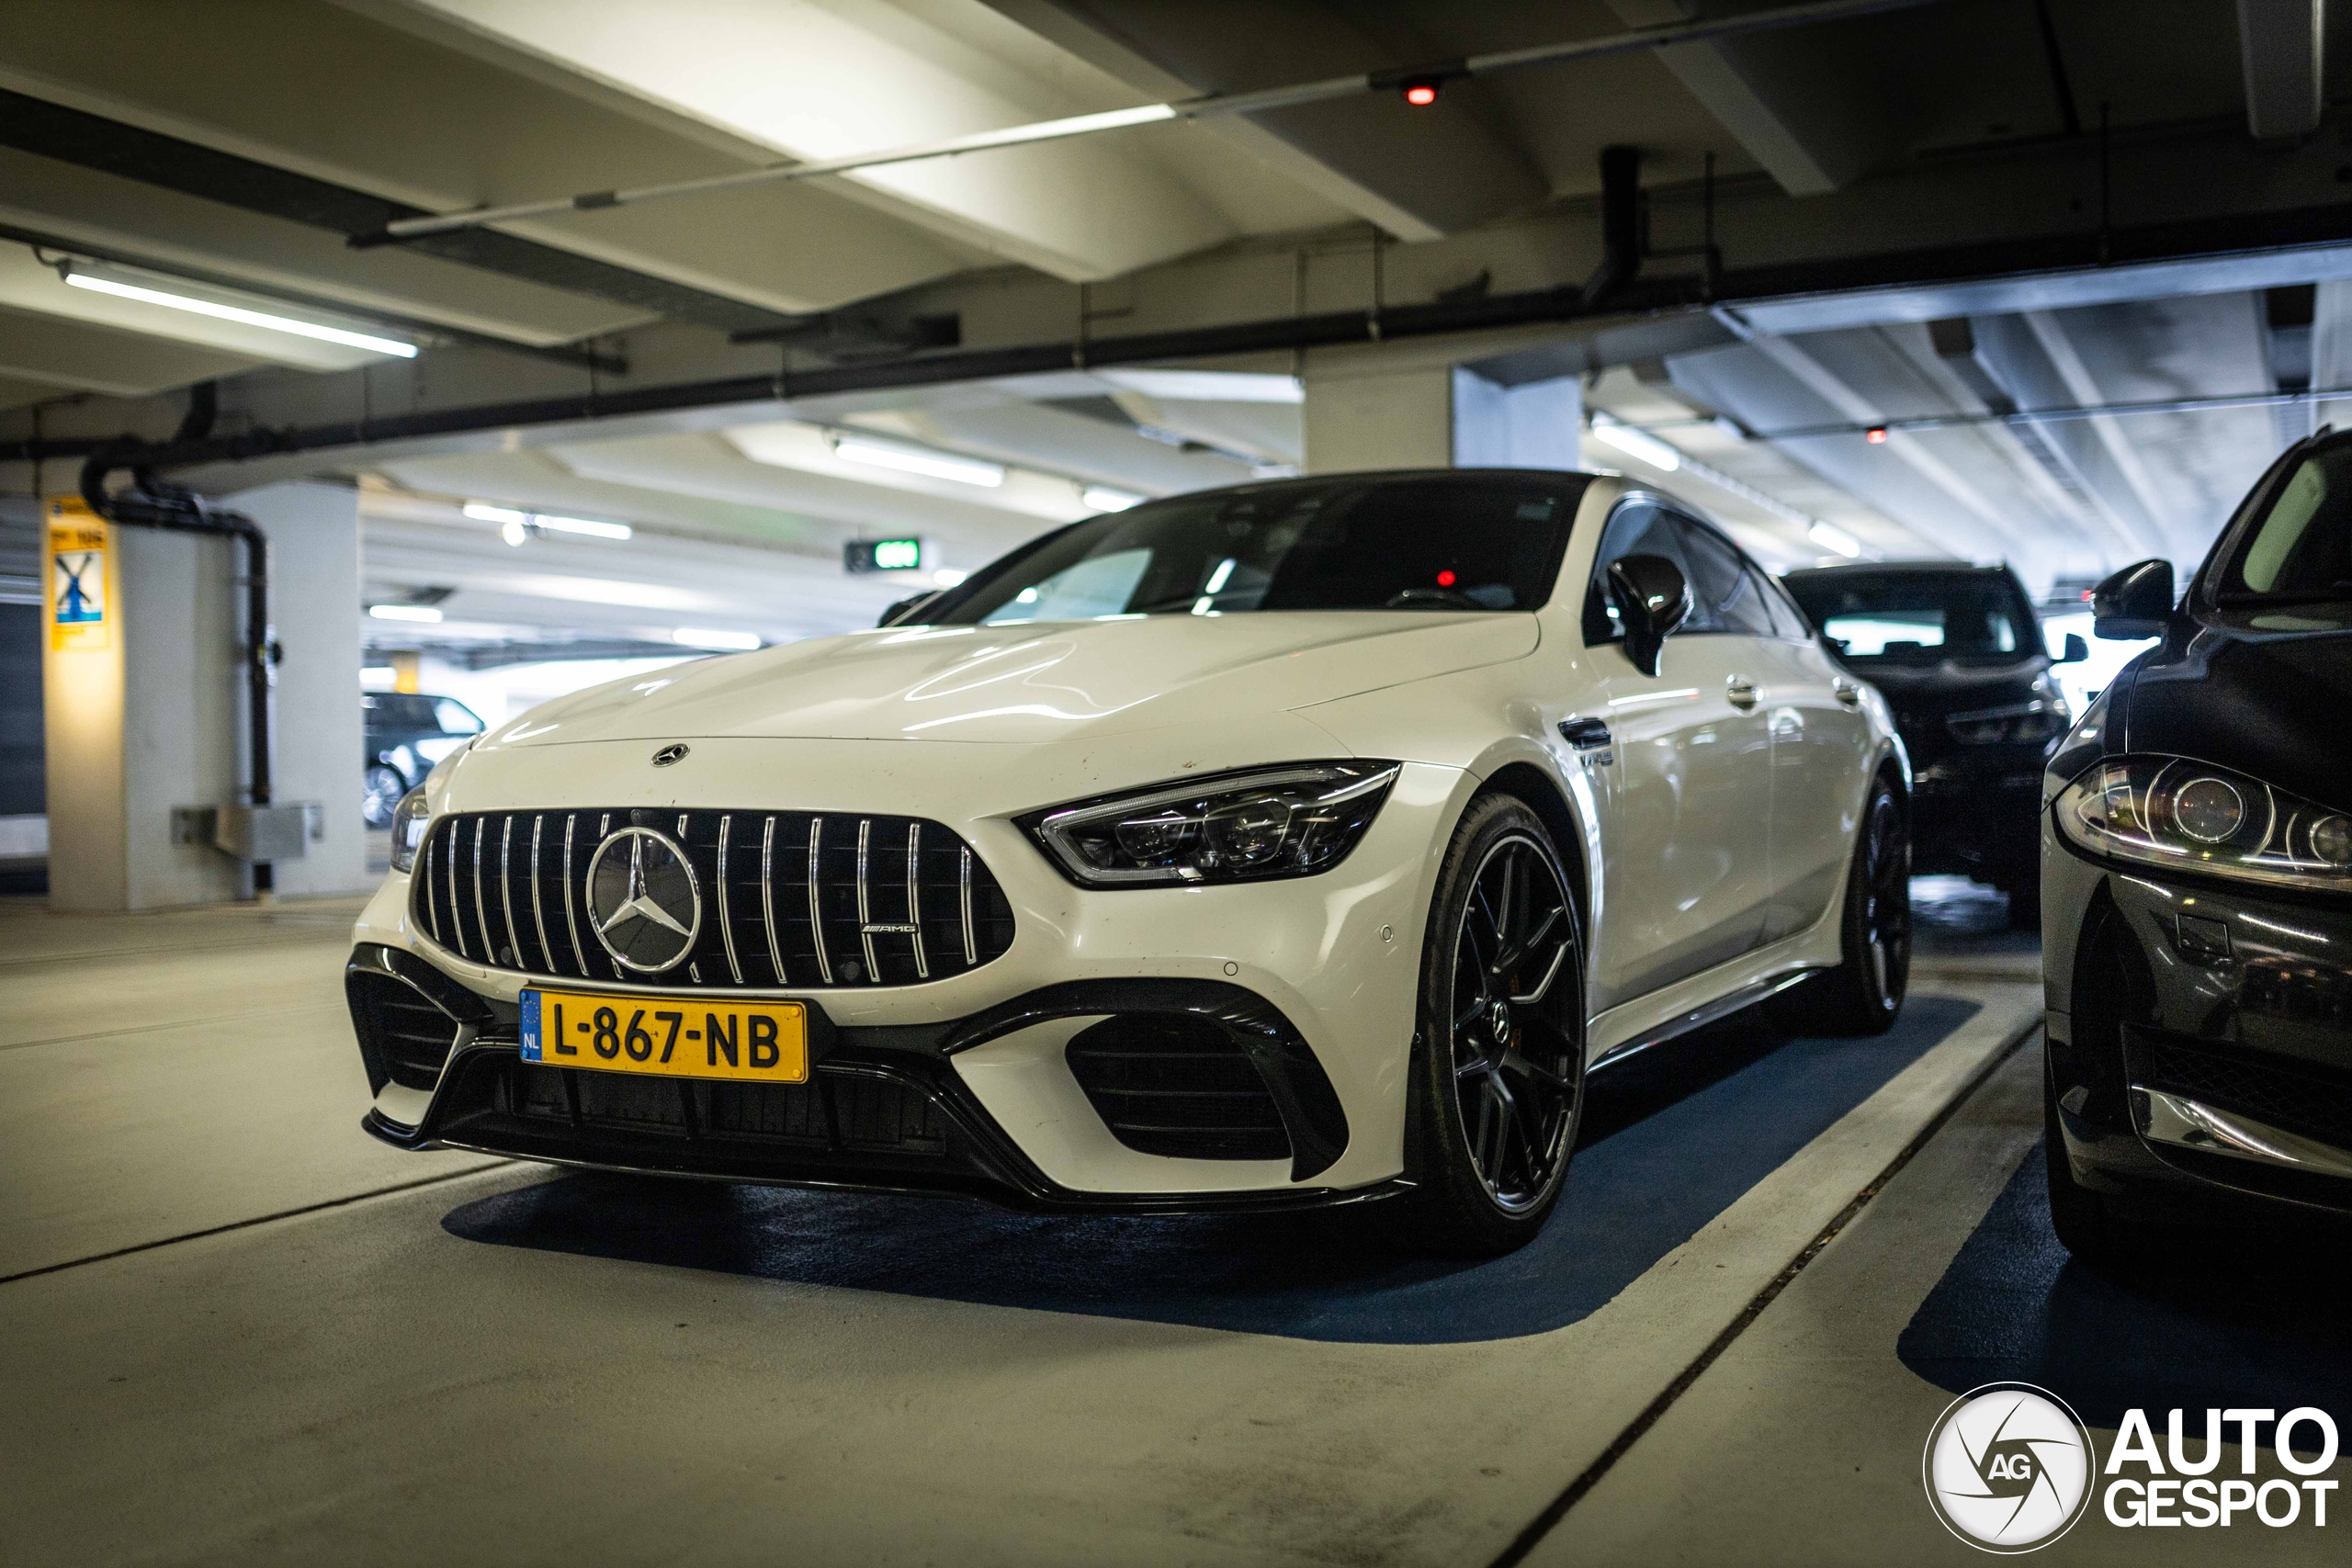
[932,568,968,588]
[1098,369,1304,405]
[534,513,631,540]
[511,574,702,611]
[461,502,630,540]
[369,604,444,623]
[673,626,762,651]
[1807,521,1864,558]
[1082,485,1145,513]
[1590,418,1681,472]
[831,437,1005,488]
[64,269,418,358]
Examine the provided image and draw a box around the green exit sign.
[845,537,923,573]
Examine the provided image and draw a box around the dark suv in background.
[1782,562,2084,924]
[363,693,483,827]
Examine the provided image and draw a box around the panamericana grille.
[412,808,1014,988]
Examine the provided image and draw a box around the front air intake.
[410,808,1014,988]
[1064,1014,1294,1162]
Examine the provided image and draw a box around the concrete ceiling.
[4,0,2347,644]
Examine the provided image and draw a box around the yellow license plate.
[520,988,808,1083]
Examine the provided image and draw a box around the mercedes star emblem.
[584,827,703,972]
[651,743,690,767]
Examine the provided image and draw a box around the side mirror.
[878,591,939,628]
[1607,553,1692,678]
[2090,558,2173,639]
[2059,633,2089,663]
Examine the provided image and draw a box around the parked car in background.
[1781,562,2084,924]
[2044,431,2352,1256]
[364,693,483,828]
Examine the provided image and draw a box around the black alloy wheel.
[1409,795,1586,1254]
[1770,775,1911,1036]
[364,764,409,829]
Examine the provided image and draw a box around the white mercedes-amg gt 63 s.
[349,469,1911,1254]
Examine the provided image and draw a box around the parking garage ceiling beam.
[0,86,798,337]
[0,1,972,321]
[2237,0,2326,140]
[345,0,1956,248]
[1601,0,1878,195]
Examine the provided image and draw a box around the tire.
[2043,1053,2138,1264]
[363,764,409,829]
[1405,795,1587,1257]
[1769,774,1911,1036]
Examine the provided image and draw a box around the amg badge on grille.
[585,827,703,972]
[650,743,690,766]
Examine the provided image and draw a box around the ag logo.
[585,827,702,973]
[1923,1382,2096,1553]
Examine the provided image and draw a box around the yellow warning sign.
[48,495,113,653]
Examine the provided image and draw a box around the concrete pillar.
[40,480,368,910]
[1304,351,1585,475]
[1303,365,1454,474]
[225,481,369,901]
[1451,369,1585,469]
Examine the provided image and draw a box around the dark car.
[1782,562,2085,924]
[2042,429,2352,1256]
[364,693,483,828]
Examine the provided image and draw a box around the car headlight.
[2053,756,2352,894]
[1023,761,1401,887]
[1946,699,2066,746]
[390,787,432,874]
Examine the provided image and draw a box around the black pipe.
[173,380,219,443]
[19,191,2352,474]
[79,449,277,894]
[1581,145,1642,307]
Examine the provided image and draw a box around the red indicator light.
[1864,426,1889,445]
[1404,83,1439,107]
[1437,570,1457,587]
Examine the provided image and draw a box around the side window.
[1583,502,1707,644]
[433,699,483,735]
[1674,518,1770,636]
[1754,567,1815,641]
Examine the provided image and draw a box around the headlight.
[1023,761,1400,887]
[2053,756,2352,895]
[390,788,432,874]
[1946,699,2066,745]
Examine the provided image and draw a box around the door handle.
[1833,679,1862,707]
[1725,677,1760,711]
[1561,719,1618,766]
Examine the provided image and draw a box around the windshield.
[1782,570,2036,663]
[921,473,1584,626]
[2220,438,2352,602]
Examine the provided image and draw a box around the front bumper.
[345,751,1470,1210]
[354,947,1375,1212]
[2042,827,2352,1217]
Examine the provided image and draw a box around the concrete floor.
[2,886,2342,1565]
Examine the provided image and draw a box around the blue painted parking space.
[1898,1147,2352,1428]
[444,995,1980,1344]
